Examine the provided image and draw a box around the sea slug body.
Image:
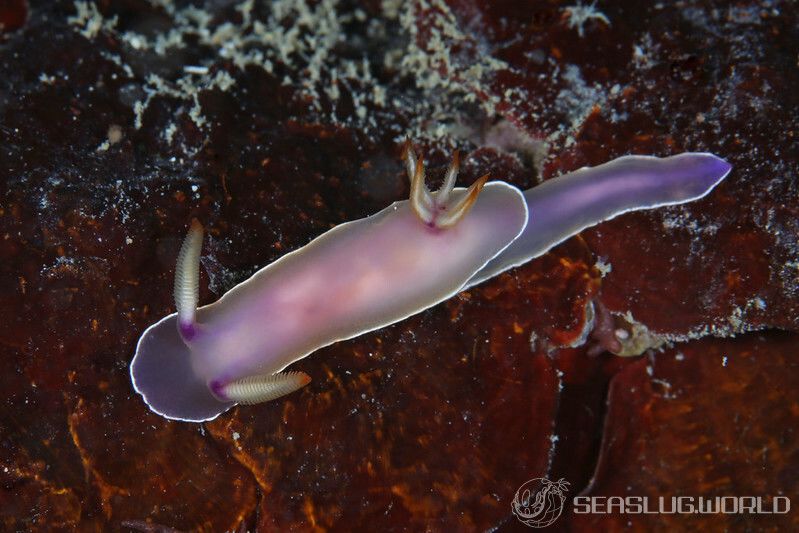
[131,145,529,422]
[466,152,732,287]
[131,143,731,422]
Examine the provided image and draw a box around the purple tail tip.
[706,153,732,181]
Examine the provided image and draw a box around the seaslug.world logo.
[511,477,570,528]
[511,475,791,528]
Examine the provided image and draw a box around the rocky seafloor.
[1,0,797,531]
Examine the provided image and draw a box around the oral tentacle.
[215,371,312,404]
[174,219,203,341]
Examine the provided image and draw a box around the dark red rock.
[569,332,799,531]
[0,0,27,34]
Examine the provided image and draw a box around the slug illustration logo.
[512,477,570,528]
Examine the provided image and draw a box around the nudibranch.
[131,143,731,422]
[131,145,529,422]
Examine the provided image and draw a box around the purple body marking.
[130,146,731,422]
